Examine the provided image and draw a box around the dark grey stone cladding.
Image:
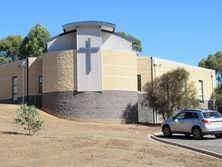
[42,90,138,121]
[138,93,155,123]
[138,93,214,123]
[0,95,42,108]
[27,95,42,108]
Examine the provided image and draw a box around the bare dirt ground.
[0,104,221,167]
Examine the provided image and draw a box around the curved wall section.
[42,90,138,120]
[42,49,138,121]
[47,32,76,52]
[42,50,77,93]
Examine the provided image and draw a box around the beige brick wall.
[0,57,43,101]
[137,57,152,91]
[42,50,77,93]
[28,57,42,96]
[0,60,27,100]
[137,57,216,101]
[42,49,137,93]
[102,49,137,91]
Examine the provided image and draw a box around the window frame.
[12,76,18,103]
[198,80,204,103]
[38,76,43,94]
[137,74,142,91]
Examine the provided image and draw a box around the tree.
[198,51,222,84]
[144,68,199,120]
[119,32,142,52]
[215,83,222,107]
[0,55,12,64]
[0,35,23,61]
[20,23,50,58]
[14,104,44,135]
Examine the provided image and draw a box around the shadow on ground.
[155,134,217,141]
[1,131,29,136]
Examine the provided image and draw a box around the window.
[203,112,222,118]
[175,112,186,119]
[12,76,18,103]
[184,112,199,119]
[198,80,204,102]
[39,76,43,94]
[137,75,141,91]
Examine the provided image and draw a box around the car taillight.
[202,120,211,124]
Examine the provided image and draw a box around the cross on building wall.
[78,38,99,74]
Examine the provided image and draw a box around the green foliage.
[0,23,50,62]
[0,35,23,61]
[215,84,222,107]
[14,104,44,135]
[0,55,13,64]
[119,32,142,52]
[198,51,222,84]
[144,68,199,119]
[19,23,50,58]
[199,51,222,109]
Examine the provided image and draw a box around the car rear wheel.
[215,133,222,139]
[192,127,203,139]
[162,125,172,137]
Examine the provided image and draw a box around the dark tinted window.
[203,112,222,118]
[185,112,199,119]
[175,112,186,119]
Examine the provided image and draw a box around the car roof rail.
[182,109,202,112]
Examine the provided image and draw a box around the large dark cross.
[78,38,99,74]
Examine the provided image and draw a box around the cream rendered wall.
[47,32,76,52]
[77,27,102,91]
[0,60,27,100]
[102,32,132,51]
[42,50,77,93]
[102,49,137,91]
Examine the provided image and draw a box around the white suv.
[162,109,222,139]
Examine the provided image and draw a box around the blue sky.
[0,0,222,66]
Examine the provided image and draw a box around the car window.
[203,112,222,118]
[185,112,199,119]
[175,112,186,119]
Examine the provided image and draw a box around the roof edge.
[62,21,115,33]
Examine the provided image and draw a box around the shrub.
[144,68,199,119]
[14,104,44,135]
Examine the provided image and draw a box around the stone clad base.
[138,93,213,123]
[42,90,138,121]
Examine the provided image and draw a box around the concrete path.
[151,133,222,159]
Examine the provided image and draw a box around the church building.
[0,21,216,123]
